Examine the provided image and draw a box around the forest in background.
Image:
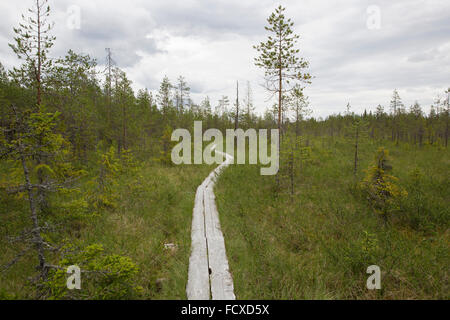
[0,1,448,299]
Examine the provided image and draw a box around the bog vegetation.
[214,6,448,299]
[0,1,448,299]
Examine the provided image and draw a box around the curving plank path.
[186,146,235,300]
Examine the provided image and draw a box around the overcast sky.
[0,0,449,118]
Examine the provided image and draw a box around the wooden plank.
[204,184,235,300]
[204,150,235,300]
[187,147,235,300]
[186,185,210,300]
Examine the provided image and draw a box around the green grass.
[78,162,213,299]
[0,161,213,299]
[215,138,449,299]
[1,138,448,300]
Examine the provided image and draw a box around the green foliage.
[254,6,311,83]
[48,50,98,159]
[287,85,311,135]
[42,243,141,300]
[399,167,448,232]
[0,288,17,300]
[119,148,140,174]
[87,145,120,212]
[332,230,382,277]
[157,76,173,116]
[1,0,449,301]
[403,168,427,230]
[157,125,175,166]
[8,0,55,103]
[360,148,407,222]
[279,132,301,194]
[0,106,87,278]
[215,137,449,299]
[254,5,312,130]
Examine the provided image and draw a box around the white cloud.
[0,0,449,118]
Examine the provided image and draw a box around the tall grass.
[0,162,213,299]
[215,138,449,299]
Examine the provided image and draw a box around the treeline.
[0,52,242,162]
[297,90,449,147]
[2,49,448,161]
[0,4,265,164]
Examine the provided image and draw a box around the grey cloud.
[408,50,438,63]
[0,0,449,118]
[50,2,160,68]
[147,0,273,38]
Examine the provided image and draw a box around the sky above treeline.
[0,0,449,118]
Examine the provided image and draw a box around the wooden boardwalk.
[186,148,235,300]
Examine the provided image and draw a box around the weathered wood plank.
[186,185,210,300]
[204,186,235,300]
[187,148,235,300]
[204,151,235,300]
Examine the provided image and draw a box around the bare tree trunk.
[20,151,46,279]
[122,102,127,151]
[445,118,448,148]
[290,149,294,200]
[36,0,41,107]
[34,1,50,214]
[235,80,239,130]
[354,125,359,176]
[276,35,283,190]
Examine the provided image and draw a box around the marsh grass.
[215,138,449,299]
[0,162,213,299]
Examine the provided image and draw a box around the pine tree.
[112,69,135,153]
[361,148,407,224]
[350,117,368,176]
[8,0,56,215]
[390,89,404,144]
[288,84,310,137]
[157,76,173,118]
[374,104,386,140]
[136,88,153,152]
[443,88,449,147]
[390,90,405,115]
[409,101,424,145]
[8,0,55,108]
[0,106,84,281]
[243,81,255,128]
[254,5,311,149]
[175,76,190,113]
[345,102,352,116]
[234,81,239,130]
[49,50,98,160]
[216,95,230,116]
[200,96,212,116]
[0,62,7,128]
[375,104,385,117]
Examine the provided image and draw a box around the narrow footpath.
[186,147,235,300]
